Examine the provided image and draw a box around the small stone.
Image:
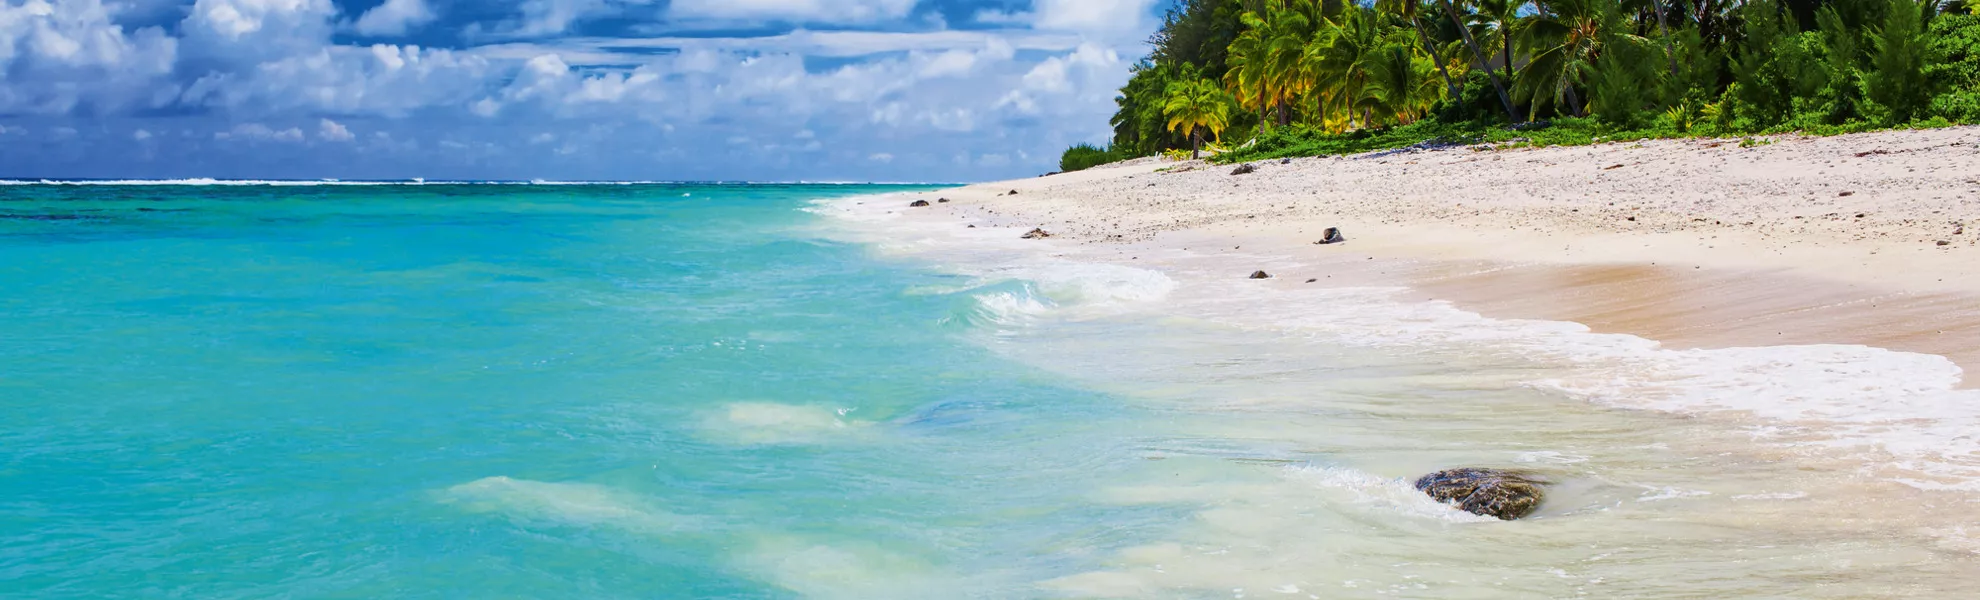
[1008,189,1020,196]
[1231,164,1258,175]
[909,200,931,207]
[937,198,950,203]
[1315,227,1346,245]
[1305,278,1318,283]
[1249,271,1271,279]
[1021,228,1051,239]
[1939,240,1952,246]
[1840,191,1855,197]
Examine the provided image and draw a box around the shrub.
[1059,143,1123,173]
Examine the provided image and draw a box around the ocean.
[3,182,1977,598]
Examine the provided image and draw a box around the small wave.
[1283,465,1500,523]
[699,402,867,445]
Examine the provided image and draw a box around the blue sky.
[0,0,1163,181]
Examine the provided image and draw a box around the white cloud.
[1031,0,1160,39]
[868,152,893,163]
[182,0,337,60]
[352,0,437,36]
[668,0,917,24]
[132,129,152,140]
[216,122,304,142]
[181,44,494,117]
[0,0,180,114]
[318,118,353,141]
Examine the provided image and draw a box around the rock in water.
[1316,227,1346,245]
[1021,228,1051,239]
[1249,271,1271,279]
[1414,468,1546,520]
[1231,163,1257,175]
[909,200,931,207]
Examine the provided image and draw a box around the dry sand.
[893,126,1980,382]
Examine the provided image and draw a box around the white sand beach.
[898,126,1980,381]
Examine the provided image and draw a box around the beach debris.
[1021,228,1051,239]
[1305,278,1318,283]
[1231,163,1258,175]
[1249,271,1271,279]
[967,225,976,228]
[1314,227,1346,245]
[909,200,931,207]
[1839,191,1855,197]
[1603,163,1625,170]
[1415,468,1547,521]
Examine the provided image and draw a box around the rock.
[1305,278,1318,283]
[1021,228,1051,239]
[1315,227,1346,245]
[1281,158,1293,165]
[1231,163,1258,175]
[938,198,951,203]
[1249,271,1271,279]
[1939,240,1952,246]
[1008,189,1020,196]
[1414,468,1546,521]
[967,224,976,228]
[909,200,931,207]
[1839,191,1855,197]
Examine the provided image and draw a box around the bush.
[1059,143,1124,172]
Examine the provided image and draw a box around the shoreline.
[898,126,1980,386]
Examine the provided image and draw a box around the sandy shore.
[891,126,1980,383]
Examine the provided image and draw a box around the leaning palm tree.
[1303,4,1384,130]
[1375,0,1460,98]
[1164,78,1234,159]
[1437,0,1521,121]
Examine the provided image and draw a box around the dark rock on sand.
[1008,190,1020,196]
[1022,228,1051,239]
[1316,227,1346,245]
[1231,164,1257,175]
[1414,468,1546,521]
[938,198,951,203]
[1281,158,1293,165]
[1249,271,1271,279]
[909,200,931,207]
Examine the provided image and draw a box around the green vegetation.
[1081,0,1980,166]
[1059,143,1125,172]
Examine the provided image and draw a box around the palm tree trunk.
[1411,17,1461,98]
[1651,0,1678,78]
[1192,127,1203,160]
[1438,0,1520,122]
[1500,14,1514,81]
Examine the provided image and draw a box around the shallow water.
[3,184,1977,598]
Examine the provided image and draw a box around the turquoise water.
[0,184,1172,598]
[10,183,1980,598]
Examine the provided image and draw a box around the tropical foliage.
[1077,0,1980,166]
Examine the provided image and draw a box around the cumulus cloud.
[318,118,353,142]
[0,0,1162,180]
[352,0,438,37]
[0,0,179,114]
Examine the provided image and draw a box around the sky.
[0,0,1165,182]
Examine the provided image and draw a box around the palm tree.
[1438,0,1521,121]
[1472,0,1522,82]
[1165,77,1234,159]
[1358,43,1445,124]
[1375,0,1460,98]
[1303,5,1385,130]
[1224,11,1274,134]
[1517,0,1604,118]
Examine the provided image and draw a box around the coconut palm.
[1517,0,1604,118]
[1224,11,1275,133]
[1303,5,1386,130]
[1164,77,1234,159]
[1358,43,1445,124]
[1437,0,1521,121]
[1375,0,1461,98]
